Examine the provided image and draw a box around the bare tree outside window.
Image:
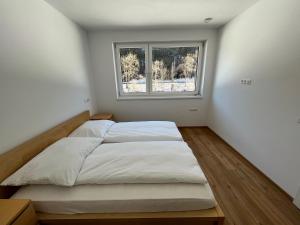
[121,52,139,83]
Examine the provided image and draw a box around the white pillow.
[115,121,178,128]
[1,137,103,186]
[69,120,115,138]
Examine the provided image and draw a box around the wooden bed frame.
[0,111,225,225]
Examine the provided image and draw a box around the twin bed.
[0,111,224,225]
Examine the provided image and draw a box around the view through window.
[119,47,147,93]
[115,42,204,98]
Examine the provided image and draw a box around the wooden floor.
[180,127,300,225]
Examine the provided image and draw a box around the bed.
[0,111,224,225]
[69,119,184,142]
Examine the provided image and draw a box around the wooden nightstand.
[0,199,37,225]
[90,113,113,120]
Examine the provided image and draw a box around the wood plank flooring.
[179,127,300,225]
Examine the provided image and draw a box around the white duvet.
[104,121,183,142]
[76,141,207,185]
[2,140,206,187]
[2,138,103,186]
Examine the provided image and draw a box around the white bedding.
[103,121,183,142]
[2,140,205,187]
[69,120,115,138]
[6,137,215,214]
[76,141,207,185]
[2,138,103,186]
[12,183,216,214]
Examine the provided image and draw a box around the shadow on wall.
[0,76,91,154]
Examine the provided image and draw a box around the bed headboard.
[0,111,90,193]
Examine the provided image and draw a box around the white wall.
[0,0,97,154]
[88,29,218,126]
[294,187,300,209]
[294,188,300,209]
[209,0,300,197]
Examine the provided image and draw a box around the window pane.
[151,47,199,93]
[119,48,146,93]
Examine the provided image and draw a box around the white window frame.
[113,41,205,100]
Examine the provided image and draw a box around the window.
[114,41,205,99]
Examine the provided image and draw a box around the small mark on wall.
[83,98,90,103]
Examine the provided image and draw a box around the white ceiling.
[45,0,259,30]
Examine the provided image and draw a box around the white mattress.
[12,183,216,214]
[104,121,183,142]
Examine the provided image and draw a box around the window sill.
[116,95,203,101]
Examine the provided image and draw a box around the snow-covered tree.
[121,53,140,82]
[182,53,197,78]
[152,60,169,80]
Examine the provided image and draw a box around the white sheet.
[76,141,207,185]
[12,183,216,214]
[69,120,115,138]
[104,121,183,142]
[1,138,103,186]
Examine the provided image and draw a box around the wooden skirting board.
[0,111,225,225]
